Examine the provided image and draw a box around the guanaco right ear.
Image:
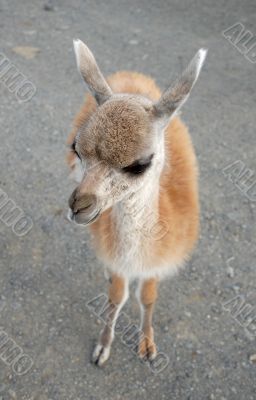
[153,48,207,127]
[73,39,113,105]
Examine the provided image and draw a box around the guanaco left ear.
[153,48,207,127]
[73,39,113,105]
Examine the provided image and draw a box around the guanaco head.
[68,39,207,225]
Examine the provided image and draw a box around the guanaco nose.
[69,189,96,214]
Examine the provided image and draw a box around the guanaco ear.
[73,39,113,105]
[153,48,207,127]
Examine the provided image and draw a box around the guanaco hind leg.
[137,278,158,360]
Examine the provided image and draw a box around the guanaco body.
[67,39,206,366]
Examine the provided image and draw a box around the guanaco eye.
[71,141,81,160]
[122,154,154,175]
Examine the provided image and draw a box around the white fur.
[69,157,84,183]
[136,280,144,330]
[103,127,180,280]
[92,344,111,366]
[193,48,208,82]
[73,39,82,69]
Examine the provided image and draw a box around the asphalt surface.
[0,0,256,399]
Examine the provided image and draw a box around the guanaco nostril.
[69,191,97,214]
[73,202,91,214]
[68,189,78,210]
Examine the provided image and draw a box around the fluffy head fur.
[77,95,154,168]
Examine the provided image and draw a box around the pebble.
[8,390,17,400]
[232,284,241,294]
[129,39,139,45]
[227,266,235,278]
[249,354,256,363]
[0,385,6,394]
[43,1,54,11]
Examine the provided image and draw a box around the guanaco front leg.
[137,278,158,360]
[92,274,129,366]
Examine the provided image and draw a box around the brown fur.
[77,98,152,167]
[67,71,199,272]
[138,278,158,358]
[140,278,158,306]
[99,274,126,349]
[108,274,126,305]
[67,72,161,168]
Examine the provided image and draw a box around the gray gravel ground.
[0,0,256,399]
